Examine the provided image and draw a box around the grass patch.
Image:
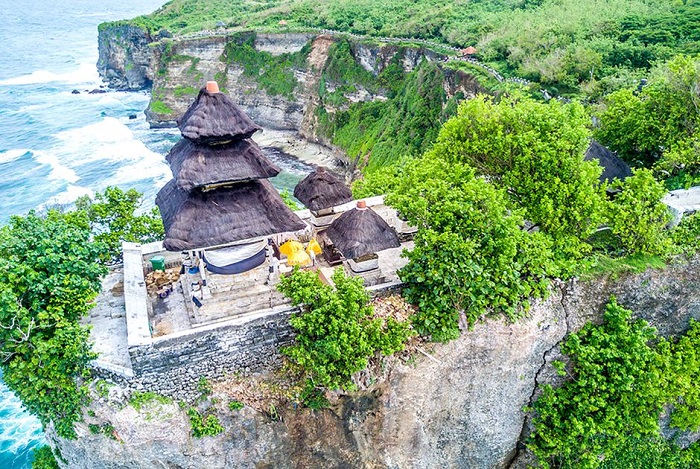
[129,391,172,411]
[149,100,175,115]
[578,253,666,281]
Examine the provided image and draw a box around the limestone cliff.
[97,27,483,142]
[49,258,700,468]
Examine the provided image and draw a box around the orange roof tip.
[356,200,367,209]
[206,81,220,93]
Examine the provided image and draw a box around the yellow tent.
[287,249,311,266]
[280,239,303,257]
[306,238,322,255]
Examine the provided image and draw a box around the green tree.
[76,186,164,262]
[529,298,668,468]
[30,445,60,469]
[278,268,412,390]
[386,155,559,341]
[607,168,672,255]
[0,211,106,438]
[596,55,700,179]
[432,94,604,255]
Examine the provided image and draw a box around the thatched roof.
[177,87,261,144]
[584,140,632,183]
[156,179,306,251]
[167,138,280,191]
[293,167,353,211]
[324,202,400,259]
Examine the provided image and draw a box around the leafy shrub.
[228,400,244,411]
[672,213,700,255]
[30,446,59,469]
[529,298,667,467]
[278,268,412,390]
[529,298,700,468]
[197,377,212,397]
[607,168,672,256]
[186,408,224,437]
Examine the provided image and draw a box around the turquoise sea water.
[0,1,311,467]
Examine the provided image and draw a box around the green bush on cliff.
[278,268,412,390]
[186,407,224,437]
[30,446,60,469]
[529,298,700,468]
[0,211,106,438]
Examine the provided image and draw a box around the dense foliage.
[596,55,700,186]
[30,446,60,469]
[278,268,412,390]
[607,168,672,256]
[529,298,700,468]
[386,155,558,340]
[186,407,225,437]
[426,94,604,255]
[0,211,106,438]
[115,0,700,93]
[75,186,164,263]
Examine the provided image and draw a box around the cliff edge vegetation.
[108,0,700,96]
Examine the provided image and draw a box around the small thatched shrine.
[293,167,353,225]
[584,140,632,184]
[156,81,306,268]
[324,200,400,273]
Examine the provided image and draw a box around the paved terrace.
[87,196,412,377]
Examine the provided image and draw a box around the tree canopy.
[596,55,700,187]
[278,268,412,390]
[0,211,106,438]
[386,154,559,340]
[426,94,605,255]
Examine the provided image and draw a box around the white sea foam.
[0,380,44,456]
[55,117,170,171]
[0,62,100,86]
[39,184,94,210]
[0,149,30,165]
[32,150,80,183]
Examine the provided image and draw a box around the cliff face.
[97,24,158,90]
[50,258,700,468]
[97,29,483,140]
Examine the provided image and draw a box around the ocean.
[0,1,312,467]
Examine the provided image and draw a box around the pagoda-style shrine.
[293,167,353,226]
[324,200,400,282]
[156,81,306,276]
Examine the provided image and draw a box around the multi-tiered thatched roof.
[293,167,353,212]
[178,87,261,144]
[156,81,305,251]
[324,201,400,259]
[167,138,280,191]
[157,179,306,251]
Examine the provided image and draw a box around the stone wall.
[96,308,296,402]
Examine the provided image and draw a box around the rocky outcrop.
[97,23,158,90]
[50,257,700,468]
[96,29,483,140]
